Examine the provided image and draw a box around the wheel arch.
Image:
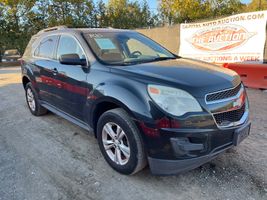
[90,97,138,138]
[87,80,153,139]
[22,75,31,89]
[21,63,37,90]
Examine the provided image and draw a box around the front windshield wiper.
[111,57,178,66]
[110,61,143,66]
[151,57,177,62]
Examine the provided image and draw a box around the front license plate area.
[233,123,251,146]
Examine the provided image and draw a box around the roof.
[36,26,134,36]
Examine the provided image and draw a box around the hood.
[112,58,240,98]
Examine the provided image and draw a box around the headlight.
[147,85,202,116]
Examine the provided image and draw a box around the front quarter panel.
[88,76,154,124]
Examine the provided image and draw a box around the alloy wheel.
[102,122,130,165]
[27,88,36,111]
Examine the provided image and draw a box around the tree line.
[160,0,267,24]
[0,0,266,54]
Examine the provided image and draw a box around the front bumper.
[148,120,251,175]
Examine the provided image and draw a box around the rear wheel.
[97,108,146,175]
[25,82,47,116]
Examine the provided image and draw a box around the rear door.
[54,34,89,120]
[33,35,59,105]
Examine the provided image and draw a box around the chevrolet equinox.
[21,26,251,175]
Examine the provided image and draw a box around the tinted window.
[57,35,85,59]
[127,39,158,57]
[34,35,58,58]
[24,37,37,57]
[84,32,175,65]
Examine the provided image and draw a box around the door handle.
[52,68,58,75]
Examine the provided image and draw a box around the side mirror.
[59,54,87,66]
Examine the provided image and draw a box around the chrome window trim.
[56,33,88,62]
[32,32,89,65]
[32,35,59,60]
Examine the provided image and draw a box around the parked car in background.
[1,49,21,66]
[20,26,251,175]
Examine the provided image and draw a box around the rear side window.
[57,35,85,59]
[34,35,58,59]
[23,37,37,57]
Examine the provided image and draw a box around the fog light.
[170,138,204,156]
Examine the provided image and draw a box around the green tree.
[246,0,267,11]
[209,0,244,17]
[0,0,157,54]
[0,0,36,53]
[139,1,154,27]
[107,0,128,28]
[160,0,245,24]
[95,0,108,27]
[106,0,153,29]
[160,0,212,24]
[0,3,7,55]
[25,0,49,32]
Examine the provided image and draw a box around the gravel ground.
[0,66,266,200]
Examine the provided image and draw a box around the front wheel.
[97,108,147,175]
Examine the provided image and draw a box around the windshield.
[84,31,176,65]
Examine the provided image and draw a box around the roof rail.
[37,26,68,35]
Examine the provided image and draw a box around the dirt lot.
[0,66,266,200]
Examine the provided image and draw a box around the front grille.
[214,103,246,126]
[206,84,241,102]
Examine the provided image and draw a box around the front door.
[54,34,89,120]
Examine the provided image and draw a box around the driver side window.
[126,38,158,57]
[57,35,85,60]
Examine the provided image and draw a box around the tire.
[25,82,47,116]
[97,108,147,175]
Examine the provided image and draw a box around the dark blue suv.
[21,26,251,175]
